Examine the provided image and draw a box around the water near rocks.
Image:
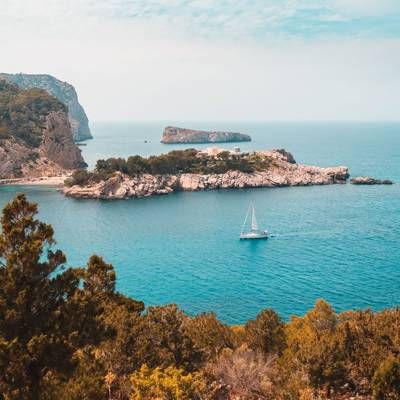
[1,121,399,323]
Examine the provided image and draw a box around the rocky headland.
[161,126,251,144]
[0,73,92,142]
[63,149,349,199]
[0,80,86,181]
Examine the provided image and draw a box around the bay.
[1,121,399,323]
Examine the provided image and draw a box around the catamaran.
[240,203,269,240]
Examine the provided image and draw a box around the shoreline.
[0,174,69,187]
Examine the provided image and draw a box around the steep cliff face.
[161,126,251,143]
[0,80,86,179]
[40,111,86,169]
[0,73,92,141]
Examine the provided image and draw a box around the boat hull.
[240,231,269,240]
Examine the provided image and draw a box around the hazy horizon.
[1,0,399,122]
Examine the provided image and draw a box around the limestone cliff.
[63,149,349,199]
[0,73,92,141]
[161,126,251,144]
[0,80,86,179]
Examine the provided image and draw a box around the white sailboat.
[240,203,269,240]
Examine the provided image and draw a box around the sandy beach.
[0,174,69,186]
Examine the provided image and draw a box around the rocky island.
[161,126,251,144]
[0,73,92,142]
[0,80,86,181]
[63,148,349,199]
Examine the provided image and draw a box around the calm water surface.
[1,122,399,323]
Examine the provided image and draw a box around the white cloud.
[0,0,399,121]
[331,0,400,17]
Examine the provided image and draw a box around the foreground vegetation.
[0,80,66,147]
[0,195,399,399]
[66,149,275,187]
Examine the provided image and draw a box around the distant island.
[161,126,251,144]
[63,148,349,199]
[0,73,92,142]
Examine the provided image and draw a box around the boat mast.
[251,204,258,231]
[241,203,251,234]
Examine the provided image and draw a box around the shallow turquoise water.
[1,122,399,323]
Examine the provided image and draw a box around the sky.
[0,0,399,121]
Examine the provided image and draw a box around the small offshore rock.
[350,176,393,185]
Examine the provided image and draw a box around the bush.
[130,365,206,400]
[69,169,93,186]
[206,347,276,399]
[244,308,286,355]
[184,312,235,361]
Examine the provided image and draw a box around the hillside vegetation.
[0,73,92,141]
[0,195,399,400]
[0,79,66,147]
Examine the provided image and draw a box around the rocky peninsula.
[0,73,92,142]
[63,148,349,200]
[161,126,251,144]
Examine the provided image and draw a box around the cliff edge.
[0,73,92,142]
[161,126,251,144]
[0,80,86,179]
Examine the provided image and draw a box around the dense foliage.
[66,149,275,187]
[0,195,399,399]
[0,80,66,147]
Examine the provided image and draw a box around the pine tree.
[0,195,87,399]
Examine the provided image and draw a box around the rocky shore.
[63,149,349,200]
[161,126,251,144]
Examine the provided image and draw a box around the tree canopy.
[66,149,275,187]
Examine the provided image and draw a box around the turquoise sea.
[1,122,399,323]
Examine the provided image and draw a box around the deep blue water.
[1,122,399,324]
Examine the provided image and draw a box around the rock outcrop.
[1,111,86,179]
[350,177,393,185]
[0,73,92,141]
[63,149,349,199]
[0,80,86,179]
[161,126,251,144]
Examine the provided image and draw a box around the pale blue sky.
[93,0,400,38]
[1,0,399,120]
